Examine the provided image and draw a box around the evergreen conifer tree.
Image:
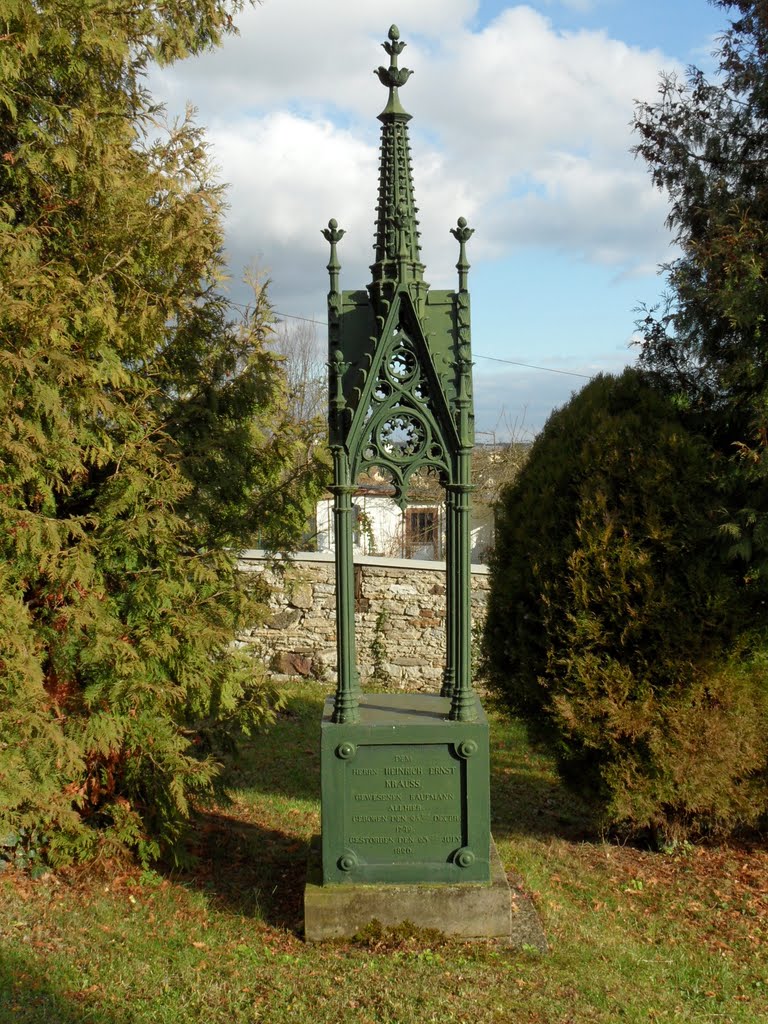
[0,0,322,867]
[633,0,768,582]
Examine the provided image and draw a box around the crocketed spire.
[369,25,427,314]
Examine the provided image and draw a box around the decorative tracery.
[352,326,448,504]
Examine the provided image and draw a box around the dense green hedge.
[484,369,768,841]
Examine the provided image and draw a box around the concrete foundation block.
[304,834,547,949]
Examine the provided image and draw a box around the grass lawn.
[1,681,766,1023]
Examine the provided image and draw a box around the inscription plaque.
[346,743,464,864]
[320,693,491,884]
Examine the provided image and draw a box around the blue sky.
[152,0,732,436]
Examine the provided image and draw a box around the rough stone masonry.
[237,552,489,691]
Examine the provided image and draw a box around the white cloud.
[485,153,672,273]
[209,112,375,309]
[155,0,479,115]
[150,2,679,312]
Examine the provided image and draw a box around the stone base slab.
[304,834,547,948]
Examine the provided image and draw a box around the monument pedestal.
[304,692,546,948]
[320,693,490,885]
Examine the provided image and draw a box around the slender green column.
[448,440,474,720]
[322,218,359,724]
[331,452,360,724]
[449,216,477,722]
[449,474,476,722]
[440,487,456,699]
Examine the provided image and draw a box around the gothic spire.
[369,25,427,314]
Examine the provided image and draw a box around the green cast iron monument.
[305,26,545,947]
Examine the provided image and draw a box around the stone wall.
[237,551,489,691]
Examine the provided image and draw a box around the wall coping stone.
[238,549,490,576]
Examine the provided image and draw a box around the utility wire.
[273,312,596,380]
[472,354,593,380]
[230,303,596,381]
[274,311,325,327]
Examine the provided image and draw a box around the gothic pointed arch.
[347,289,459,503]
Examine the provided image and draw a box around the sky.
[151,0,730,438]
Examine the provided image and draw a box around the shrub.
[484,368,768,840]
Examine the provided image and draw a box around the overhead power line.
[228,304,596,381]
[274,311,324,327]
[472,354,593,379]
[273,312,596,380]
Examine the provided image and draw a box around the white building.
[315,485,493,564]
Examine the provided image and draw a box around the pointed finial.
[322,217,345,245]
[322,218,345,294]
[384,24,404,54]
[375,25,413,119]
[451,216,474,291]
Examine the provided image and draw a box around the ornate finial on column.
[329,348,348,413]
[451,216,474,292]
[375,24,413,119]
[322,218,345,295]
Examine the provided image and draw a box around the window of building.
[405,507,439,559]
